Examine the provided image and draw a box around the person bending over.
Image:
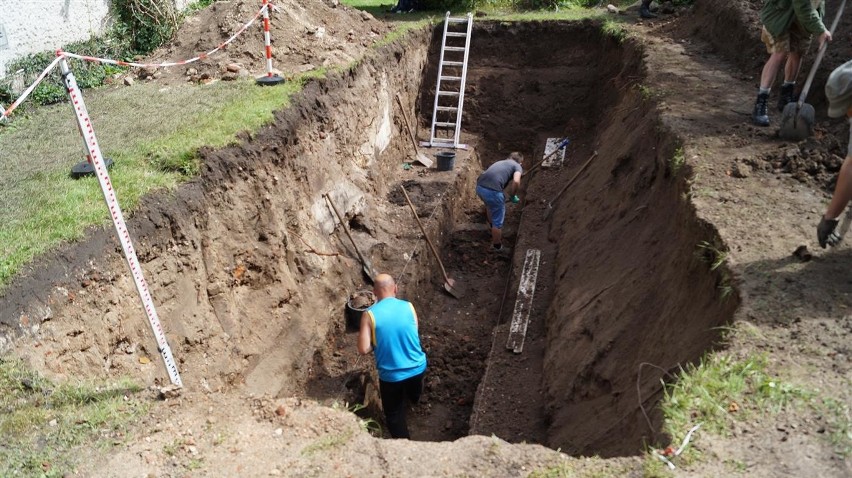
[475,152,523,254]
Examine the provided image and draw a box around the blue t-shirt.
[366,297,427,382]
[476,159,523,192]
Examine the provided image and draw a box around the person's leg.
[404,372,425,405]
[379,379,410,438]
[754,53,786,125]
[759,52,787,90]
[478,186,506,249]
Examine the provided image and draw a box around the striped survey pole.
[58,55,183,387]
[256,0,284,86]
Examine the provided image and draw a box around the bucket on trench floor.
[345,290,375,332]
[436,151,456,171]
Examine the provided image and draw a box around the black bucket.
[436,151,456,171]
[345,290,375,332]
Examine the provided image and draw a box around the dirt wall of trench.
[542,62,741,456]
[0,27,439,396]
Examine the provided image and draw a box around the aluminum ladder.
[426,12,473,149]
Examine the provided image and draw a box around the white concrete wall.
[0,0,194,78]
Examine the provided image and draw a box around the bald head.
[373,273,397,299]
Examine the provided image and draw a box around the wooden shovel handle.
[548,151,598,207]
[523,137,570,177]
[400,185,451,283]
[324,193,370,269]
[395,94,420,154]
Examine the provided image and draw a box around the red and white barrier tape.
[0,55,63,121]
[61,4,266,69]
[59,57,182,387]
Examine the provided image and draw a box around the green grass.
[301,430,353,455]
[0,2,609,291]
[0,74,311,289]
[0,356,148,477]
[342,0,603,22]
[660,353,810,463]
[528,458,635,478]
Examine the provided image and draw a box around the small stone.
[606,4,619,13]
[221,73,238,81]
[793,245,812,262]
[207,416,217,425]
[157,385,182,400]
[186,67,198,76]
[730,161,750,178]
[275,405,287,417]
[274,428,283,436]
[186,445,198,456]
[49,419,58,427]
[226,63,242,73]
[123,77,134,87]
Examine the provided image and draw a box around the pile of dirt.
[756,122,848,190]
[137,0,389,84]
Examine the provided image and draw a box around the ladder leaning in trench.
[423,12,473,149]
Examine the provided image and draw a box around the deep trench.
[310,21,740,457]
[0,20,739,460]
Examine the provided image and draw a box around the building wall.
[0,0,193,78]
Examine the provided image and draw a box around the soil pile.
[139,0,389,83]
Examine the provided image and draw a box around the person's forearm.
[826,155,852,219]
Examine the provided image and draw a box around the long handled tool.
[779,0,846,141]
[395,93,433,167]
[523,137,570,177]
[543,151,598,220]
[324,193,376,283]
[400,185,464,298]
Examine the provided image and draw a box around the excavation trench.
[0,21,738,458]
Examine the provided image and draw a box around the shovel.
[779,0,846,141]
[543,151,598,220]
[523,137,570,177]
[395,94,433,168]
[400,185,464,299]
[324,193,376,283]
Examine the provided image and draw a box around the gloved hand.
[817,216,840,248]
[510,195,520,204]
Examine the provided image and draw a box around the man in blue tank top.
[358,273,427,438]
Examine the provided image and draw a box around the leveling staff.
[358,273,427,439]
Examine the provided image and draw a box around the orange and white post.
[256,0,284,86]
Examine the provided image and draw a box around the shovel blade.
[443,277,464,299]
[779,102,815,141]
[415,153,433,168]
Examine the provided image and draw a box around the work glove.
[510,195,520,204]
[817,216,840,249]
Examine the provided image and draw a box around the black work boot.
[639,0,657,18]
[752,92,770,126]
[777,83,796,112]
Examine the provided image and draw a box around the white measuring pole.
[59,57,182,387]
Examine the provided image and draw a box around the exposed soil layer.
[2,3,851,477]
[457,21,739,457]
[137,0,389,84]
